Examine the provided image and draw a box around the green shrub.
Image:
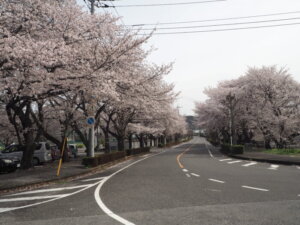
[76,143,84,148]
[82,151,126,167]
[82,157,98,167]
[263,148,300,155]
[221,144,244,154]
[158,143,165,148]
[207,139,219,146]
[126,147,150,156]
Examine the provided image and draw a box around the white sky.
[77,0,300,115]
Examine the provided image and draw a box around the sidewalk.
[230,151,300,166]
[0,148,162,195]
[0,157,96,194]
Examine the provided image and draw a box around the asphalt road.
[1,137,300,225]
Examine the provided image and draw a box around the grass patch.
[263,148,300,155]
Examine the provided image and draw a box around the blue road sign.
[87,117,95,125]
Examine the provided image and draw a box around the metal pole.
[88,126,95,157]
[90,0,95,14]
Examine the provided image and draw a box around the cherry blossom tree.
[195,66,300,148]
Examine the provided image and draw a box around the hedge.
[82,151,126,167]
[126,147,150,156]
[221,143,244,155]
[207,138,219,146]
[82,147,151,167]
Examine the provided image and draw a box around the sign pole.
[87,117,95,157]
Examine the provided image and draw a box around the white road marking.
[182,169,189,173]
[298,194,300,197]
[209,179,225,184]
[0,180,101,214]
[0,194,69,203]
[9,184,92,196]
[205,144,214,158]
[186,174,191,178]
[242,185,269,192]
[0,208,17,213]
[81,177,106,182]
[219,159,231,161]
[205,189,221,192]
[268,165,279,170]
[94,150,166,225]
[191,173,200,177]
[228,160,242,164]
[242,162,257,167]
[297,166,300,170]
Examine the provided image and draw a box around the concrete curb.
[229,154,300,166]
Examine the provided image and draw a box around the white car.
[0,142,52,166]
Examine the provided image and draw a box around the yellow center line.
[176,145,193,169]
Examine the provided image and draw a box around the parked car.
[0,157,19,173]
[1,142,52,166]
[50,144,77,160]
[50,145,60,161]
[68,144,78,158]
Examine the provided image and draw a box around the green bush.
[221,144,244,154]
[207,139,219,146]
[263,148,300,155]
[82,151,126,167]
[76,143,84,148]
[126,147,151,156]
[158,143,165,148]
[82,157,98,167]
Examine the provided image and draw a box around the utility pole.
[83,0,112,157]
[226,93,235,146]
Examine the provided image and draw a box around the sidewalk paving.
[0,148,163,195]
[0,157,94,194]
[230,151,300,166]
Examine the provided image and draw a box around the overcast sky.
[78,0,300,115]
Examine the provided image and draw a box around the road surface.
[1,137,300,225]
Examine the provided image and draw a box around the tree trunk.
[117,136,125,151]
[21,129,35,169]
[103,130,110,153]
[128,134,132,150]
[138,134,144,148]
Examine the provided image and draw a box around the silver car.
[0,142,52,166]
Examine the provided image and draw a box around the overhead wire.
[132,16,300,30]
[105,0,226,8]
[140,22,300,35]
[128,10,300,26]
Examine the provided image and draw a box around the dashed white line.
[228,160,242,164]
[9,184,92,196]
[219,159,232,161]
[268,165,279,170]
[81,177,106,182]
[242,185,269,192]
[242,162,257,167]
[182,169,189,173]
[209,179,225,184]
[186,174,191,178]
[191,173,200,177]
[205,189,221,192]
[0,194,69,203]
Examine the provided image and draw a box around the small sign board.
[86,117,95,126]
